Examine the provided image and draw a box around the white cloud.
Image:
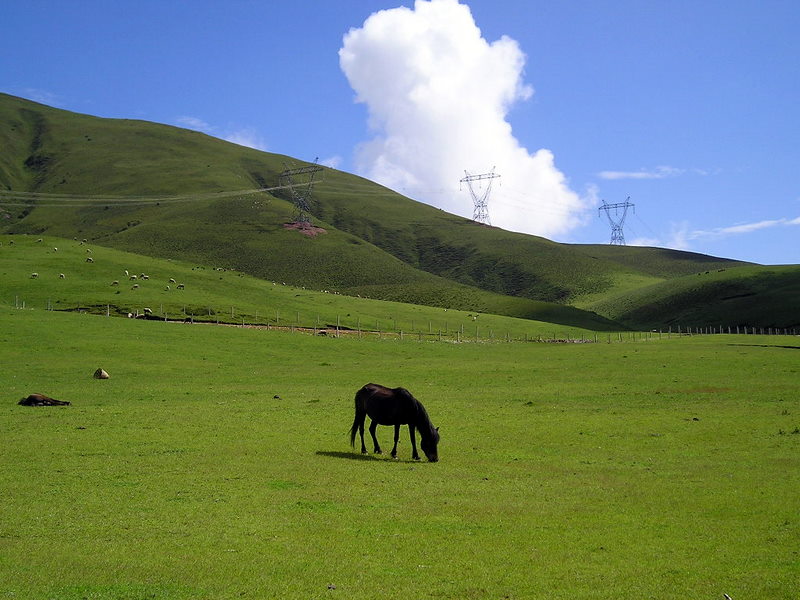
[176,115,212,132]
[176,117,267,151]
[598,166,685,180]
[691,217,800,239]
[319,155,343,169]
[649,216,800,252]
[224,128,268,151]
[18,88,63,107]
[628,236,661,247]
[339,0,588,238]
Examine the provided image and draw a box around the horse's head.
[421,427,440,462]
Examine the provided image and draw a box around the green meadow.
[0,234,617,338]
[1,306,797,599]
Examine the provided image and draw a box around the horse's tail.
[350,386,367,447]
[349,412,360,448]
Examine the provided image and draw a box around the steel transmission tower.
[278,160,324,223]
[599,197,635,245]
[460,168,500,225]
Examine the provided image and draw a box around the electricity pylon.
[278,160,324,224]
[460,168,500,225]
[599,197,635,245]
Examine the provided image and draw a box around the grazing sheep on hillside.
[111,280,119,286]
[177,283,185,290]
[36,238,43,243]
[53,247,58,252]
[144,307,153,314]
[129,275,137,280]
[124,270,129,277]
[169,278,176,283]
[85,257,93,263]
[59,273,65,279]
[86,248,92,253]
[131,284,139,290]
[141,275,149,280]
[30,272,38,278]
[165,285,170,291]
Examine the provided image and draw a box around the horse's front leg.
[409,425,420,460]
[391,424,401,459]
[369,420,382,454]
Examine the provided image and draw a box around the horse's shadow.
[315,450,416,463]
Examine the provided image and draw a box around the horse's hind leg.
[358,419,367,455]
[391,424,401,459]
[368,420,382,454]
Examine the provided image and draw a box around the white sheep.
[111,280,119,286]
[169,278,176,283]
[165,285,171,291]
[30,272,38,278]
[141,275,149,280]
[176,283,185,289]
[144,307,153,314]
[129,274,137,280]
[36,238,43,243]
[85,257,93,263]
[59,273,65,279]
[131,284,139,290]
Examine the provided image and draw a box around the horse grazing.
[350,383,440,462]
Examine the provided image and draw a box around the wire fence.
[8,295,799,344]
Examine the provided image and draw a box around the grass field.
[1,306,797,599]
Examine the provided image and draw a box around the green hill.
[0,233,619,334]
[0,92,794,329]
[587,264,800,329]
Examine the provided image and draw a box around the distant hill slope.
[587,265,800,329]
[1,93,794,329]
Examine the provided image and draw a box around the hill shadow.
[729,344,800,350]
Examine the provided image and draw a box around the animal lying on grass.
[350,383,439,462]
[18,393,70,406]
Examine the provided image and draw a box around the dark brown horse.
[350,383,439,462]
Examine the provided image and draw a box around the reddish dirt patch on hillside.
[283,222,327,237]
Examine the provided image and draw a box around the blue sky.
[2,0,798,265]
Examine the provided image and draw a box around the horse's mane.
[397,387,435,436]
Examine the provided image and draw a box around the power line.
[0,183,307,208]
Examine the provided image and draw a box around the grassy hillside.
[0,233,621,334]
[0,93,793,329]
[0,94,660,305]
[587,264,800,329]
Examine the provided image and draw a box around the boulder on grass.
[93,368,110,380]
